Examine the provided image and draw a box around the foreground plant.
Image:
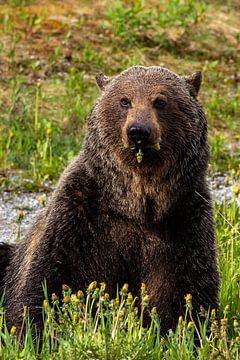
[0,282,239,359]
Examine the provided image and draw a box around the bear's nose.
[127,124,151,147]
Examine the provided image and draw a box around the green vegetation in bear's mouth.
[136,148,144,163]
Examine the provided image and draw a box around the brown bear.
[1,66,219,335]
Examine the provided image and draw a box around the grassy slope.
[0,0,239,358]
[0,0,239,190]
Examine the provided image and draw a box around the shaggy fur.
[0,243,14,292]
[2,66,219,334]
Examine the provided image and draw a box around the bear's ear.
[183,71,202,97]
[96,73,112,91]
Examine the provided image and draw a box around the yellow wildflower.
[10,326,17,336]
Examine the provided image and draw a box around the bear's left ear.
[183,71,202,97]
[96,73,112,91]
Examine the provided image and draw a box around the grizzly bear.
[1,66,219,335]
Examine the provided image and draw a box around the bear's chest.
[95,214,171,260]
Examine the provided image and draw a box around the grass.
[0,0,239,358]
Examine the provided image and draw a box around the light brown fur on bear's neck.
[108,167,172,223]
[78,144,176,223]
[109,155,174,222]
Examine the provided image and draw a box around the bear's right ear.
[96,73,112,91]
[183,71,202,98]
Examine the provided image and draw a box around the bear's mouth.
[134,143,161,164]
[123,141,161,164]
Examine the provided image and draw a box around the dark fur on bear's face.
[2,66,219,337]
[94,66,205,176]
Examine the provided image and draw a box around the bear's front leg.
[4,189,103,331]
[142,194,219,335]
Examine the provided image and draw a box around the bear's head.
[92,66,207,175]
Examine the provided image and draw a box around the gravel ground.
[0,174,239,244]
[0,191,50,244]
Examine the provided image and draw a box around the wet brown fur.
[2,66,219,334]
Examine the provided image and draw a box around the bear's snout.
[127,124,151,148]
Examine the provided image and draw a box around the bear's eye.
[120,97,131,108]
[153,97,167,110]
